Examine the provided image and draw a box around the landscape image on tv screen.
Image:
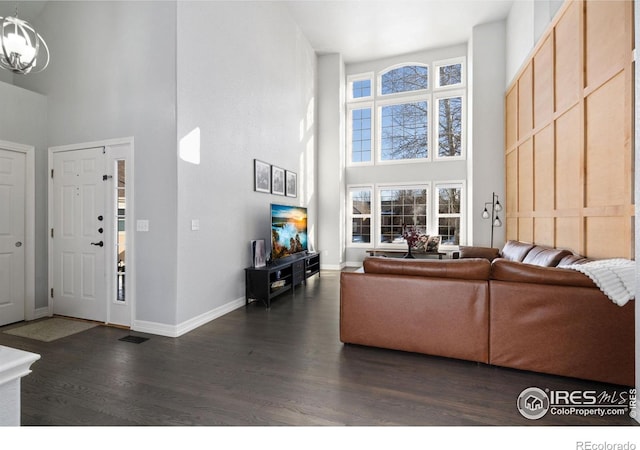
[271,204,308,260]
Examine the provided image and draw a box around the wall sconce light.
[482,192,502,248]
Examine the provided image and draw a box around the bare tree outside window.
[381,65,429,94]
[438,63,462,87]
[377,65,430,161]
[438,96,462,157]
[381,101,428,160]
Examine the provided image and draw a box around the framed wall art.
[271,165,285,196]
[254,159,271,193]
[286,170,297,198]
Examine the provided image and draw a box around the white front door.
[51,147,107,322]
[0,149,26,326]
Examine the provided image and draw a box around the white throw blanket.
[564,259,636,306]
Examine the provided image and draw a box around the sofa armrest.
[363,256,491,280]
[490,259,597,288]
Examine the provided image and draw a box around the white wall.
[14,0,180,327]
[0,82,47,309]
[5,0,319,335]
[175,1,318,324]
[505,0,564,87]
[317,54,346,269]
[468,20,506,248]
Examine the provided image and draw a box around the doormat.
[3,318,98,342]
[119,335,149,344]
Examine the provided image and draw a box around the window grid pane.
[379,188,427,244]
[116,160,126,302]
[438,217,460,245]
[437,187,461,245]
[352,217,371,243]
[438,97,462,157]
[351,189,371,215]
[381,65,429,94]
[352,79,371,98]
[381,102,428,161]
[350,189,371,244]
[438,64,462,87]
[351,108,372,163]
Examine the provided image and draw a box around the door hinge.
[50,169,54,179]
[50,228,54,238]
[50,288,54,298]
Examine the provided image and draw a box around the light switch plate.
[137,220,149,232]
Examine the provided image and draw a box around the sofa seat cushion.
[363,257,491,280]
[490,259,597,288]
[522,246,573,267]
[500,240,535,261]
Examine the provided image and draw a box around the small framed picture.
[271,165,285,196]
[254,159,271,193]
[286,170,297,198]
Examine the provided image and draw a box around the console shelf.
[245,252,320,308]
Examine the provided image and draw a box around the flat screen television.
[271,203,308,260]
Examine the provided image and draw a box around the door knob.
[91,241,104,247]
[15,241,22,247]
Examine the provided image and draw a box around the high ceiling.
[0,1,47,21]
[2,0,516,65]
[285,0,515,63]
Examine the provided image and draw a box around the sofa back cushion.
[458,246,500,261]
[522,246,573,267]
[363,257,491,280]
[557,254,592,267]
[500,240,535,262]
[490,259,597,288]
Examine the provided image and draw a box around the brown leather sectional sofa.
[340,240,635,386]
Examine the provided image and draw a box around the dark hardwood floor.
[0,270,637,428]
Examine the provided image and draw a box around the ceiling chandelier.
[0,9,49,74]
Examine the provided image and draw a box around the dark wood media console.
[244,252,320,308]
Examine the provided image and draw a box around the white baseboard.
[132,296,246,338]
[345,260,364,268]
[320,263,345,271]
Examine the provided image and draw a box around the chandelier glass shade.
[0,14,49,74]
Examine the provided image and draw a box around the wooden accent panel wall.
[504,0,634,259]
